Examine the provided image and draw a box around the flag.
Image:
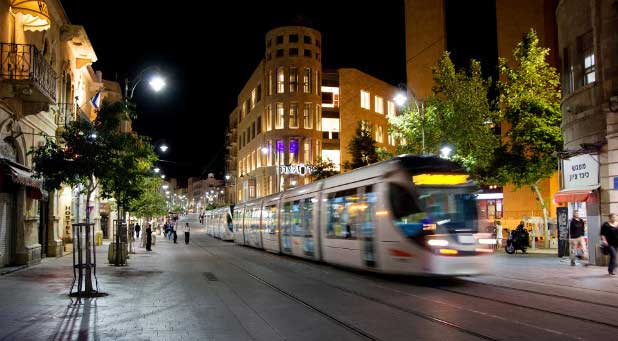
[90,91,101,109]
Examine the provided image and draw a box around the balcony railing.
[55,103,89,127]
[0,43,57,102]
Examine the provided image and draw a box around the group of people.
[569,211,618,276]
[131,221,192,253]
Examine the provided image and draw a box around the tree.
[493,29,562,235]
[129,176,167,220]
[390,52,498,175]
[345,123,379,170]
[311,157,338,180]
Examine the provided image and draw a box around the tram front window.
[390,183,478,237]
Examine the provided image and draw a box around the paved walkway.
[1,229,618,340]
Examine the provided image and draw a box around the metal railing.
[0,43,57,101]
[55,103,89,127]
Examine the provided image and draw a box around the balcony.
[0,43,57,114]
[55,103,90,128]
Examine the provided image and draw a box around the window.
[388,132,396,146]
[276,103,285,129]
[276,139,284,166]
[263,204,277,234]
[303,68,311,93]
[387,100,395,116]
[360,120,370,132]
[577,31,595,87]
[256,147,262,168]
[302,198,314,239]
[267,140,273,166]
[562,47,574,95]
[316,39,321,47]
[256,84,262,103]
[257,115,262,133]
[315,70,320,95]
[374,96,384,114]
[276,35,283,44]
[304,35,312,44]
[304,49,312,57]
[376,125,384,143]
[303,103,313,129]
[289,138,298,164]
[268,70,273,96]
[267,53,272,61]
[242,100,248,118]
[315,140,321,161]
[584,52,595,85]
[322,117,339,138]
[321,149,340,170]
[266,105,272,131]
[316,104,322,131]
[289,48,299,56]
[289,34,298,43]
[276,49,284,57]
[251,122,256,140]
[322,86,340,108]
[277,67,285,94]
[303,139,311,163]
[326,188,360,239]
[289,103,299,128]
[289,66,298,93]
[250,88,256,110]
[361,90,370,109]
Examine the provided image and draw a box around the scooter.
[505,227,530,254]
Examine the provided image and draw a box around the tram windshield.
[390,182,478,237]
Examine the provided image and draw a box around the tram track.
[197,240,502,340]
[203,239,618,338]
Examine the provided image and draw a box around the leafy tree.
[493,29,562,234]
[311,157,338,180]
[345,123,379,170]
[129,176,167,219]
[376,147,394,162]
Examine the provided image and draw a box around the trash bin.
[96,231,103,246]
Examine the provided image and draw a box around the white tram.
[205,206,234,241]
[209,155,494,276]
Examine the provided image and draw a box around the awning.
[553,185,599,204]
[10,0,50,32]
[7,164,42,189]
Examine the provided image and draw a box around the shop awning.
[10,0,50,32]
[0,158,43,190]
[553,185,599,204]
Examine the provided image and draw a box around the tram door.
[360,185,377,268]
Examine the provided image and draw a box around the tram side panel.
[261,200,280,254]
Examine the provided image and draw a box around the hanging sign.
[563,154,599,189]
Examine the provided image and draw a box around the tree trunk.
[532,182,550,249]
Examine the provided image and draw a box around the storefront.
[553,153,601,264]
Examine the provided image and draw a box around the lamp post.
[393,86,425,154]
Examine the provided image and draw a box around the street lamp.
[161,174,166,179]
[159,144,169,153]
[125,66,166,100]
[154,167,160,173]
[393,86,425,154]
[440,145,453,159]
[149,76,166,92]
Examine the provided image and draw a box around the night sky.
[61,1,406,184]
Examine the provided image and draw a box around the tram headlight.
[427,239,449,247]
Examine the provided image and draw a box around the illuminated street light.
[162,184,169,190]
[159,144,169,152]
[154,167,160,173]
[393,93,407,107]
[149,75,166,92]
[440,145,453,159]
[225,175,230,180]
[161,174,166,179]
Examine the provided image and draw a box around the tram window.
[292,200,302,236]
[389,184,427,237]
[302,198,314,237]
[326,188,360,239]
[282,202,292,236]
[265,205,277,234]
[360,189,377,239]
[252,207,260,232]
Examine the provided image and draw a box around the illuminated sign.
[412,174,469,185]
[278,164,316,176]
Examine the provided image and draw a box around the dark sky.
[61,1,406,183]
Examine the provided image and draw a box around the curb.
[0,265,28,276]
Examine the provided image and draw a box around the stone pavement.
[1,229,618,340]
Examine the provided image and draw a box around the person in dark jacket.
[601,213,618,275]
[134,223,141,239]
[146,224,153,251]
[569,210,587,266]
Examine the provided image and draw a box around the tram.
[207,155,494,275]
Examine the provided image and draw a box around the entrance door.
[0,192,16,266]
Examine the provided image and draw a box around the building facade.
[226,26,399,203]
[557,0,618,263]
[0,0,120,266]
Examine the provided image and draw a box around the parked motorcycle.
[505,226,530,254]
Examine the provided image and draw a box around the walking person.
[569,210,588,266]
[135,223,141,239]
[184,223,191,244]
[168,222,173,241]
[173,224,178,244]
[146,223,153,251]
[601,213,618,276]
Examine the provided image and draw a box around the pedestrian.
[601,213,618,276]
[146,223,153,251]
[168,223,173,241]
[135,223,141,239]
[569,210,588,266]
[184,222,191,244]
[173,224,178,244]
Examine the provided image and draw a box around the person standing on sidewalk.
[173,224,178,244]
[184,223,191,244]
[569,210,588,266]
[135,223,141,239]
[600,213,618,275]
[146,223,153,251]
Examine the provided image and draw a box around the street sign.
[562,154,599,189]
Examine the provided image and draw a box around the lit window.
[277,67,285,94]
[303,103,313,129]
[266,105,272,131]
[316,104,322,131]
[252,151,256,171]
[376,125,384,143]
[388,132,396,146]
[268,70,273,96]
[290,103,299,128]
[276,103,285,129]
[242,101,248,118]
[360,120,370,132]
[256,148,261,168]
[387,100,395,116]
[304,139,311,163]
[322,118,340,139]
[289,138,298,164]
[315,70,320,94]
[289,66,298,93]
[267,140,273,166]
[303,68,311,93]
[361,90,370,109]
[374,96,384,114]
[322,86,340,108]
[250,88,256,110]
[321,150,340,171]
[276,140,285,165]
[584,53,595,85]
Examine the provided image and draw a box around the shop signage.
[278,164,316,176]
[562,154,599,189]
[556,207,569,257]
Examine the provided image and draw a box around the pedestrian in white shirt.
[184,223,191,245]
